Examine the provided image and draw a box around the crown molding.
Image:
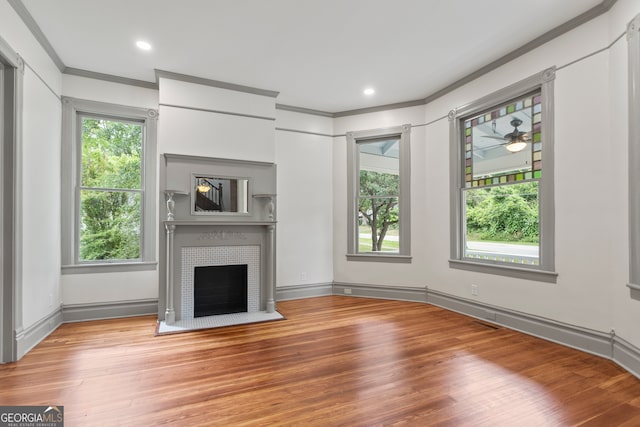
[155,69,279,98]
[421,0,618,106]
[9,0,618,116]
[64,67,158,90]
[275,104,333,118]
[334,99,425,118]
[7,0,65,71]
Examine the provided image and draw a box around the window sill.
[346,253,412,263]
[627,283,640,301]
[449,259,557,283]
[62,261,157,275]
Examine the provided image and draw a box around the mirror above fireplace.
[191,175,250,215]
[161,153,276,222]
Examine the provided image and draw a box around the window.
[347,124,411,261]
[449,69,556,281]
[61,97,157,273]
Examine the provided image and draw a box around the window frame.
[448,69,557,282]
[61,97,158,273]
[628,14,640,298]
[346,124,411,262]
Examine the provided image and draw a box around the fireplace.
[158,153,279,331]
[194,264,248,317]
[180,244,261,321]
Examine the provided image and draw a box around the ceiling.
[19,0,605,114]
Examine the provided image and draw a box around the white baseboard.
[613,335,640,380]
[332,282,640,380]
[62,299,158,322]
[276,282,333,301]
[14,284,640,382]
[425,287,612,358]
[333,282,426,302]
[15,308,63,359]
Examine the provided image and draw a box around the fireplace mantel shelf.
[163,220,276,226]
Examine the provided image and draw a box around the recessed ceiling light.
[363,88,375,96]
[136,40,152,51]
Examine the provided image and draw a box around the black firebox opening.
[194,264,248,317]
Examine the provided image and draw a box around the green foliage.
[465,182,539,243]
[358,170,399,252]
[81,119,141,188]
[79,118,143,261]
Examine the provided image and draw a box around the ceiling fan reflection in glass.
[471,112,532,179]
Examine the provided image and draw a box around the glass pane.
[471,113,532,178]
[464,92,541,188]
[81,117,143,189]
[464,182,539,265]
[358,197,399,253]
[358,138,399,197]
[193,176,249,213]
[79,190,141,261]
[357,138,400,253]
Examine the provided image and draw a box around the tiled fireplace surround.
[158,154,278,328]
[163,221,276,325]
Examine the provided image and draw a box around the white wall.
[157,80,336,291]
[333,105,427,285]
[62,74,158,109]
[332,3,640,346]
[275,110,334,288]
[20,70,62,326]
[609,0,640,347]
[4,0,640,362]
[158,78,275,161]
[0,1,62,331]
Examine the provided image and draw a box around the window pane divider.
[79,186,143,192]
[462,178,539,191]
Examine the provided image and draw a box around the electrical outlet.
[344,288,352,295]
[300,272,307,281]
[471,284,479,296]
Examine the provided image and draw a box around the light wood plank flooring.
[2,296,640,426]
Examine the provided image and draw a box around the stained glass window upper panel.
[464,91,542,188]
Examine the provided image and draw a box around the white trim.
[0,40,23,363]
[276,283,333,301]
[613,335,640,381]
[62,299,158,322]
[449,68,556,280]
[332,282,426,303]
[159,102,275,122]
[346,124,411,259]
[155,69,279,98]
[6,0,65,71]
[331,282,640,380]
[9,0,617,117]
[61,97,158,271]
[627,13,640,297]
[15,308,63,359]
[65,67,157,90]
[425,287,611,358]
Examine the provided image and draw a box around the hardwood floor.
[2,296,640,426]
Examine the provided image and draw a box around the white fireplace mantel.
[159,154,278,327]
[163,219,276,325]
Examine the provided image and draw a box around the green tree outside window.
[79,118,143,261]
